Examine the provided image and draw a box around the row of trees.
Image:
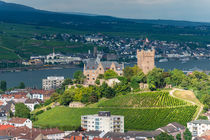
[51,78,131,105]
[50,66,209,107]
[123,66,209,111]
[0,80,25,93]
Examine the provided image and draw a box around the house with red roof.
[7,117,32,129]
[27,89,55,101]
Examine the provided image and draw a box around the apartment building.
[187,120,210,137]
[81,111,124,133]
[42,76,65,90]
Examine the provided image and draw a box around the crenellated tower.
[137,49,155,74]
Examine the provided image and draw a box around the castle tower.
[137,49,155,74]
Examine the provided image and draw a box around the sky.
[2,0,210,22]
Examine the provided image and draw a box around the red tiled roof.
[0,125,14,130]
[0,101,4,106]
[69,136,88,140]
[1,93,27,99]
[93,138,110,140]
[8,118,28,124]
[30,89,55,96]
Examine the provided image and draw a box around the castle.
[83,59,124,85]
[137,38,155,74]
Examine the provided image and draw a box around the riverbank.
[0,59,209,88]
[0,64,81,73]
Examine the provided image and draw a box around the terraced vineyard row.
[98,92,187,108]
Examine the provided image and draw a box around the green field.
[33,92,197,131]
[0,22,210,60]
[33,106,197,131]
[0,22,96,60]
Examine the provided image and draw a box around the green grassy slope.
[0,23,95,60]
[33,92,197,131]
[33,106,197,131]
[0,22,210,60]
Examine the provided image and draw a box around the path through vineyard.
[170,88,203,120]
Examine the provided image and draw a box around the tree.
[15,103,30,118]
[104,70,118,80]
[0,81,7,91]
[95,79,100,85]
[60,90,74,106]
[184,128,192,140]
[113,82,131,96]
[201,94,210,108]
[74,71,85,84]
[98,74,104,79]
[99,82,115,98]
[155,132,174,140]
[176,133,181,140]
[81,93,90,103]
[130,70,146,90]
[19,82,25,89]
[169,69,185,86]
[147,68,166,91]
[131,65,142,75]
[34,104,42,110]
[89,90,99,103]
[61,78,73,89]
[50,92,60,102]
[123,67,134,81]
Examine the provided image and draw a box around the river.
[0,59,209,88]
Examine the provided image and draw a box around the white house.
[7,117,32,129]
[81,111,124,133]
[187,120,210,137]
[25,99,42,111]
[28,92,44,101]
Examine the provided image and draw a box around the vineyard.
[97,92,187,108]
[34,106,197,131]
[33,91,197,131]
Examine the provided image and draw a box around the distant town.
[0,41,209,140]
[0,34,210,72]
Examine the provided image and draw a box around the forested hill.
[1,0,210,33]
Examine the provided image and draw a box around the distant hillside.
[1,0,210,33]
[0,1,36,11]
[130,19,210,27]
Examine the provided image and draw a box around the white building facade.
[187,120,210,137]
[7,118,32,129]
[81,111,124,133]
[44,52,81,64]
[42,76,65,90]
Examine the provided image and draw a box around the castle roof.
[85,59,123,71]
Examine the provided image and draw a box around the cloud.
[133,0,172,4]
[1,0,210,22]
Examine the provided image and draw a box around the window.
[95,126,99,130]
